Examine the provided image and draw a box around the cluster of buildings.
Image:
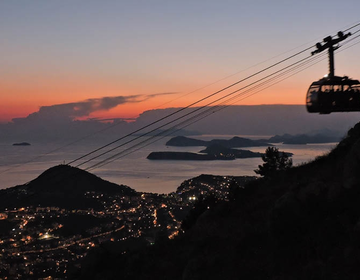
[0,175,253,279]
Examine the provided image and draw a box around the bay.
[0,135,336,194]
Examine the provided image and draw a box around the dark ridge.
[0,165,136,210]
[77,121,360,280]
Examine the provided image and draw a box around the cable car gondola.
[306,31,360,114]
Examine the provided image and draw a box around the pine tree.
[255,147,292,178]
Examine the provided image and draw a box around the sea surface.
[0,135,337,194]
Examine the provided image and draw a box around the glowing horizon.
[1,1,359,123]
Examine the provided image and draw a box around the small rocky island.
[166,136,271,148]
[148,136,292,161]
[147,151,236,160]
[199,144,264,158]
[12,142,31,146]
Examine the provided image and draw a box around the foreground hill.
[77,121,360,280]
[0,165,136,210]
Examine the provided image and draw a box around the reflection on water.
[0,137,336,194]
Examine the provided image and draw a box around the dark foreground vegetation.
[76,122,360,280]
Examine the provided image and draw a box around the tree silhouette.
[255,147,292,178]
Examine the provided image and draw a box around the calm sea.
[0,135,336,194]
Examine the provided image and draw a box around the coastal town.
[0,171,253,279]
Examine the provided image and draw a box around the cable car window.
[353,85,360,92]
[307,85,319,105]
[307,91,318,103]
[309,85,320,92]
[333,85,341,92]
[322,85,332,92]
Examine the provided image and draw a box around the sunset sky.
[1,0,360,123]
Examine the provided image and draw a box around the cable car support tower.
[312,31,351,79]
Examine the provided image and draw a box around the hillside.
[0,165,136,210]
[77,121,360,279]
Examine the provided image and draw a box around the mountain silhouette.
[0,165,136,210]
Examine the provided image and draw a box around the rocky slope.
[77,121,360,280]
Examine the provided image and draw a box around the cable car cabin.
[306,76,360,114]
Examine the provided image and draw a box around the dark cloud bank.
[1,99,360,143]
[12,93,175,124]
[0,94,176,143]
